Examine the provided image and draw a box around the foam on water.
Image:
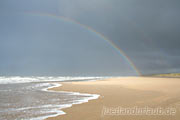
[0,77,101,120]
[0,76,104,84]
[39,82,100,120]
[39,84,99,120]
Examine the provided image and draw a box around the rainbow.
[23,12,141,76]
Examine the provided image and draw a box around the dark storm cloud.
[0,0,180,75]
[57,0,180,74]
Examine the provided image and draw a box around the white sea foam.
[0,76,104,84]
[0,77,101,120]
[35,82,100,120]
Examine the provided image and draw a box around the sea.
[0,76,104,120]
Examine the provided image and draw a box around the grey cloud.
[0,0,179,75]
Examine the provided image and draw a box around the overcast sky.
[0,0,180,76]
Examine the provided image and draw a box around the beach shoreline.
[46,77,180,120]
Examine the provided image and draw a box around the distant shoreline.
[143,73,180,78]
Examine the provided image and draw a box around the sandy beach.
[46,77,180,120]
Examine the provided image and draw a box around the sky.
[0,0,180,76]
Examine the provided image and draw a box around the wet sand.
[46,77,180,120]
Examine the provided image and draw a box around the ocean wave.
[0,80,100,120]
[0,76,104,84]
